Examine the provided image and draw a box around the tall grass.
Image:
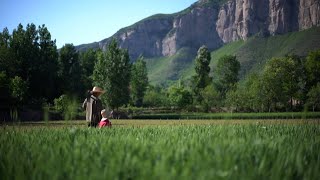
[132,112,320,120]
[9,108,19,122]
[1,125,319,179]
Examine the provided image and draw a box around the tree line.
[146,46,320,112]
[1,23,320,119]
[0,24,149,117]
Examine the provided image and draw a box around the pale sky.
[0,0,198,48]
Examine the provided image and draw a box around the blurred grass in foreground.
[1,122,319,179]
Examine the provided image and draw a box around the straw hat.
[90,86,105,95]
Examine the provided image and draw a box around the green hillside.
[146,48,195,86]
[211,27,320,78]
[147,27,320,86]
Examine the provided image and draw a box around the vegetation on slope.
[147,27,320,85]
[211,27,320,78]
[146,48,195,86]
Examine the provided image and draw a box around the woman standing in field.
[82,86,104,127]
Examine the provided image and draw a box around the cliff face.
[216,0,269,42]
[98,16,174,59]
[162,5,222,56]
[216,0,320,43]
[78,0,320,59]
[299,0,320,30]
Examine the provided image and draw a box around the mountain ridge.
[75,0,320,85]
[76,0,320,59]
[75,0,230,56]
[146,27,320,85]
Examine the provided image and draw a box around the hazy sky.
[1,0,198,48]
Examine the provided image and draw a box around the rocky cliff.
[77,0,320,60]
[217,0,320,43]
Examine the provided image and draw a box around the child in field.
[98,109,112,128]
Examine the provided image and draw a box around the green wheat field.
[1,120,320,179]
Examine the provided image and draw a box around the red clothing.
[99,118,112,128]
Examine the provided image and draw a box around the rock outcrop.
[162,5,222,56]
[216,0,320,43]
[77,0,320,60]
[216,0,270,42]
[299,0,320,30]
[98,15,174,59]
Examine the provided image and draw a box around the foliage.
[0,24,60,106]
[237,73,265,112]
[211,27,320,79]
[0,72,10,100]
[0,28,17,78]
[2,23,320,113]
[131,56,148,107]
[37,24,59,100]
[306,83,320,111]
[54,94,69,113]
[223,55,305,112]
[59,43,83,96]
[53,94,78,120]
[79,49,99,90]
[145,27,320,86]
[9,76,28,103]
[201,84,220,112]
[214,55,240,99]
[1,125,319,179]
[225,85,241,111]
[192,45,212,103]
[305,49,320,90]
[168,83,192,109]
[93,39,131,110]
[261,56,301,111]
[143,85,169,107]
[146,47,195,86]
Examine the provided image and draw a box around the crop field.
[1,120,320,179]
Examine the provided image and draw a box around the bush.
[54,94,78,120]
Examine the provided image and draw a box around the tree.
[306,83,320,111]
[79,49,98,90]
[0,27,10,47]
[131,56,148,107]
[242,73,265,112]
[53,94,78,120]
[168,83,192,109]
[93,39,131,110]
[225,76,265,112]
[35,25,59,101]
[0,28,17,78]
[143,85,169,107]
[225,85,241,112]
[10,24,31,80]
[261,56,301,111]
[214,55,240,99]
[21,23,39,82]
[2,24,60,105]
[283,55,304,109]
[201,84,220,112]
[58,43,83,96]
[9,76,28,105]
[192,45,212,103]
[305,50,320,90]
[0,72,11,107]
